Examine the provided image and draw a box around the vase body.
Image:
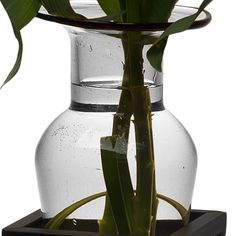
[35,25,197,221]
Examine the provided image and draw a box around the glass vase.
[35,2,211,231]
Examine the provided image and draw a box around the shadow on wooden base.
[2,210,226,236]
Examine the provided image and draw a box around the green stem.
[99,37,134,234]
[132,86,156,236]
[124,33,144,87]
[101,32,157,236]
[124,32,157,236]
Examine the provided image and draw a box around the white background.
[0,0,235,235]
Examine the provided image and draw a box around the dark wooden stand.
[2,210,226,236]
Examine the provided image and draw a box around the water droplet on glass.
[78,42,85,48]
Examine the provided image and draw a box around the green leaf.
[99,197,118,233]
[141,0,178,23]
[100,89,133,234]
[147,0,213,71]
[45,191,190,230]
[0,0,41,88]
[45,192,105,229]
[146,37,168,73]
[97,0,120,16]
[97,0,128,22]
[0,31,23,88]
[158,194,190,225]
[100,135,134,234]
[41,0,86,20]
[1,0,41,31]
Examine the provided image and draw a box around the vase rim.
[37,3,211,32]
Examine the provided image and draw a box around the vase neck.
[67,28,164,112]
[70,83,164,112]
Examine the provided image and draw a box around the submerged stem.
[126,32,158,236]
[101,32,157,236]
[99,37,134,234]
[131,86,156,236]
[124,32,158,236]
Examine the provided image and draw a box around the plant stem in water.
[100,32,157,236]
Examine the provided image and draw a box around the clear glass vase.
[35,2,211,228]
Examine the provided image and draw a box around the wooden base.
[2,209,226,236]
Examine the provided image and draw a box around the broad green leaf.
[97,0,127,22]
[1,0,41,31]
[100,89,133,234]
[141,0,178,23]
[0,0,41,88]
[147,0,213,72]
[41,0,86,19]
[100,135,134,234]
[97,0,120,16]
